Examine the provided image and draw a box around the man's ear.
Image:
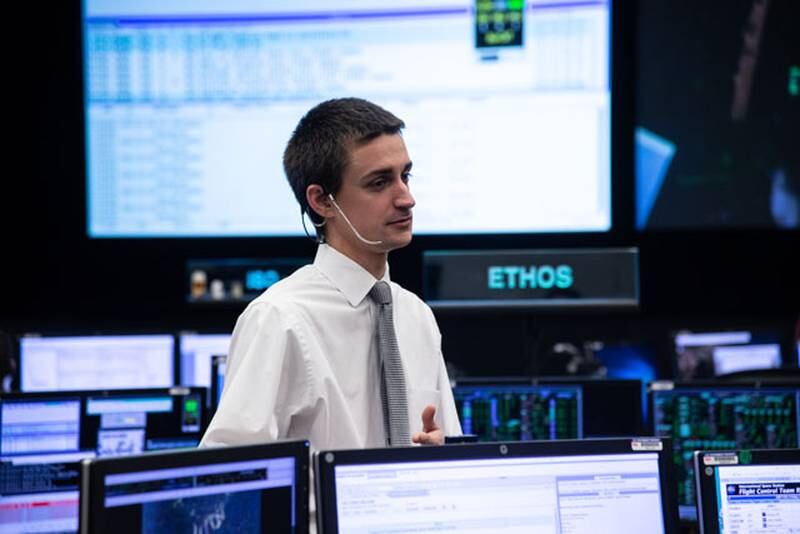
[306,184,333,220]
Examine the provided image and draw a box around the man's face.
[328,133,415,254]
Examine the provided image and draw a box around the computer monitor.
[649,383,800,521]
[84,389,205,454]
[451,379,582,441]
[315,438,680,533]
[672,329,783,381]
[84,1,613,238]
[79,441,310,534]
[1,388,206,457]
[0,450,96,533]
[694,448,800,534]
[210,355,227,416]
[0,388,206,533]
[19,334,175,391]
[178,332,230,388]
[0,396,88,532]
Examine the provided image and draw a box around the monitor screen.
[651,385,800,521]
[81,441,309,534]
[19,335,175,392]
[178,333,230,388]
[452,382,582,441]
[0,451,96,534]
[84,392,203,454]
[0,389,205,534]
[83,0,612,238]
[673,329,783,381]
[317,439,676,533]
[1,398,81,455]
[101,457,296,532]
[694,449,800,533]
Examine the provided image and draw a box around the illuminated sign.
[423,248,639,310]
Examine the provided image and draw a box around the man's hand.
[411,405,444,445]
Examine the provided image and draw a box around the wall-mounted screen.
[635,0,798,230]
[84,0,611,237]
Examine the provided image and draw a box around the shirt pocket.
[408,388,442,433]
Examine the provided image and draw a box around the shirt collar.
[314,244,390,307]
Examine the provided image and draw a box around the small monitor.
[210,355,227,416]
[315,438,679,533]
[451,379,582,441]
[649,383,800,521]
[19,334,175,392]
[79,440,310,534]
[178,332,230,388]
[672,329,783,381]
[694,448,800,534]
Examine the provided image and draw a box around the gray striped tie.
[369,281,411,447]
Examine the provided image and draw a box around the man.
[201,97,461,455]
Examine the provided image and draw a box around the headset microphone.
[328,193,384,246]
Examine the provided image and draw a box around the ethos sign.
[423,248,639,310]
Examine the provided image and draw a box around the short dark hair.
[283,98,405,237]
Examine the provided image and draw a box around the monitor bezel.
[79,439,309,534]
[314,437,680,534]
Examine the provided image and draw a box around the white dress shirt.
[201,243,462,451]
